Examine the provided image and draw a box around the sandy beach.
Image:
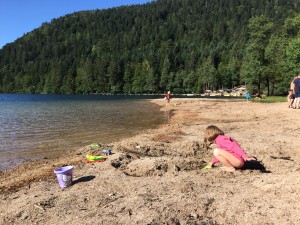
[1,98,300,225]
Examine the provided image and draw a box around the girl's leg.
[213,148,243,171]
[293,97,299,108]
[297,97,300,109]
[288,99,292,107]
[291,99,295,108]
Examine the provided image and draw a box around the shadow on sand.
[73,175,96,185]
[241,160,271,173]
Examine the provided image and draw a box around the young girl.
[203,125,256,172]
[287,89,295,108]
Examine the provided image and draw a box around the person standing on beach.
[202,125,256,172]
[245,91,251,102]
[164,91,171,103]
[292,74,300,109]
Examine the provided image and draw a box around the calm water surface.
[0,94,166,171]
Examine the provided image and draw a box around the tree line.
[0,0,300,95]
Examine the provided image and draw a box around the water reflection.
[0,94,165,171]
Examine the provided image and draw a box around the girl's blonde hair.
[204,125,224,146]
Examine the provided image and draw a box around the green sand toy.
[90,143,100,148]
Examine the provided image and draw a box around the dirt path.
[1,98,300,225]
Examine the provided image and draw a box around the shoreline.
[0,98,168,192]
[1,98,300,224]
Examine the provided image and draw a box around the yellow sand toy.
[86,154,106,163]
[202,164,212,170]
[86,155,103,160]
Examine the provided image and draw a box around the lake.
[0,94,166,171]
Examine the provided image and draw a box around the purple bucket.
[54,166,73,189]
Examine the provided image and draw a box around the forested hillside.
[0,0,300,95]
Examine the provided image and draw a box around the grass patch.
[252,96,287,103]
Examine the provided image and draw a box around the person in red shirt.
[164,91,171,103]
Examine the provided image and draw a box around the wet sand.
[1,98,300,225]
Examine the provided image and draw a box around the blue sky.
[0,0,151,48]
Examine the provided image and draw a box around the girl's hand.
[245,156,257,161]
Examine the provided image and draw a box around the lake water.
[0,94,166,171]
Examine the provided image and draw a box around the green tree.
[285,38,300,75]
[107,60,122,93]
[61,67,76,94]
[265,35,287,95]
[75,61,93,94]
[183,71,197,93]
[94,59,108,94]
[132,63,145,93]
[2,72,15,93]
[197,57,217,92]
[172,70,184,94]
[241,15,273,94]
[43,62,63,94]
[143,60,157,93]
[123,63,134,94]
[159,56,171,91]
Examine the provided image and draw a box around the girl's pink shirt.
[211,135,248,164]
